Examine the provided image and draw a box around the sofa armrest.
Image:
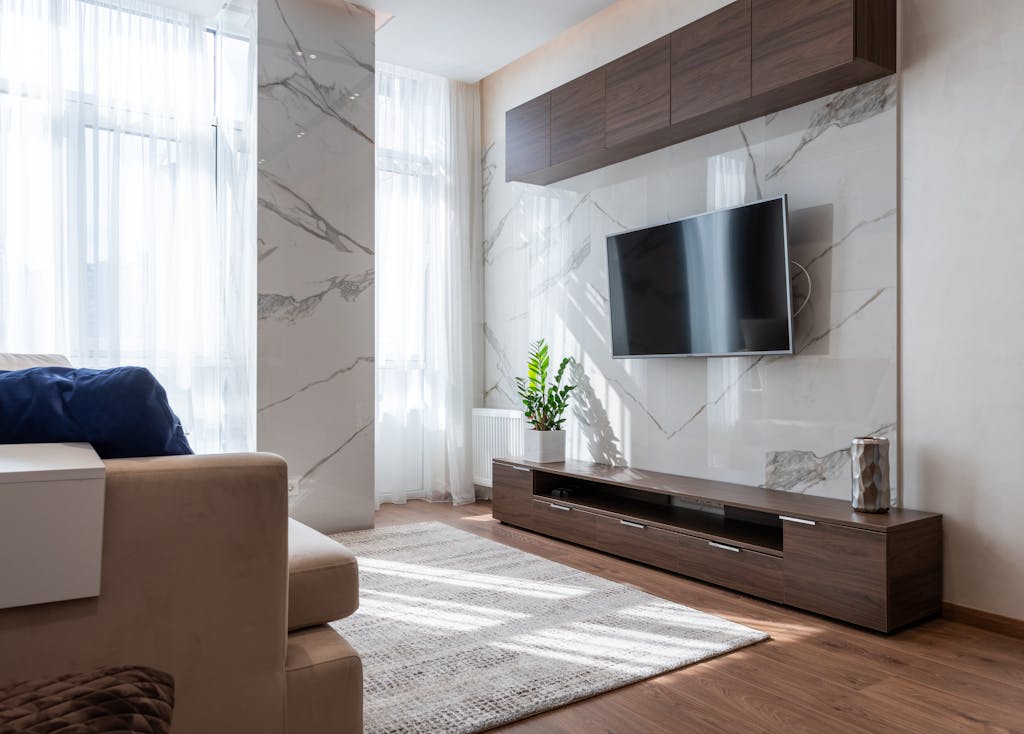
[0,453,289,734]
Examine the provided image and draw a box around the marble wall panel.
[480,70,898,502]
[258,0,374,532]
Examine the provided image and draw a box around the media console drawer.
[529,498,596,546]
[676,532,785,603]
[590,512,683,570]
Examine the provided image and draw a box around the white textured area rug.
[330,521,768,734]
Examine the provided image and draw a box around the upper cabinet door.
[550,68,606,166]
[855,0,897,72]
[605,37,670,149]
[751,0,854,95]
[505,94,550,182]
[671,0,752,125]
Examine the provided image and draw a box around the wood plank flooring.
[374,500,1024,733]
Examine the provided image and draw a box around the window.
[0,0,257,452]
[374,63,477,505]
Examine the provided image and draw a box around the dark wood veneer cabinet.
[505,0,895,185]
[504,93,550,182]
[492,458,943,632]
[783,518,889,629]
[676,529,786,603]
[590,512,682,571]
[550,68,606,166]
[782,515,943,630]
[751,0,855,94]
[605,37,671,148]
[530,498,596,546]
[671,0,751,125]
[490,461,533,527]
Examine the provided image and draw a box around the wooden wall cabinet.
[606,37,671,149]
[504,93,550,182]
[751,0,856,95]
[749,0,896,111]
[671,0,751,125]
[492,458,942,632]
[505,0,895,185]
[550,68,606,166]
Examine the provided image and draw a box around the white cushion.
[0,353,72,371]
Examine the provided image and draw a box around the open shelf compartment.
[532,469,783,556]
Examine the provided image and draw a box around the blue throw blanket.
[0,366,193,459]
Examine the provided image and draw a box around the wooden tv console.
[492,458,942,632]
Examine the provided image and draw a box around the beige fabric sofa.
[0,353,363,733]
[0,454,363,734]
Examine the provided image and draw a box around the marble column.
[257,0,375,532]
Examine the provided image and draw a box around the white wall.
[901,0,1024,619]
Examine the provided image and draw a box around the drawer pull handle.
[510,466,531,473]
[708,541,740,553]
[619,520,645,529]
[779,515,816,526]
[548,503,571,512]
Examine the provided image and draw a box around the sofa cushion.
[0,354,72,371]
[0,366,192,459]
[286,626,362,734]
[288,519,359,631]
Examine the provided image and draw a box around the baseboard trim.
[943,602,1024,639]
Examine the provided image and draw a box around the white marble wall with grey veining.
[480,73,898,502]
[257,0,374,532]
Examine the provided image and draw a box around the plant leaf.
[514,339,577,431]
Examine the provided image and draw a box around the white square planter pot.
[524,429,566,463]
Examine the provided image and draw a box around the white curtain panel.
[0,0,257,453]
[375,63,479,506]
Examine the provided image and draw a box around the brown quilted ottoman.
[0,666,173,733]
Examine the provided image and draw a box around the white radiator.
[472,408,524,486]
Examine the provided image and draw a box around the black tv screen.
[606,196,793,358]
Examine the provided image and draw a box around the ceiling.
[358,0,617,82]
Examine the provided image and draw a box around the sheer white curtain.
[0,0,257,453]
[375,63,478,505]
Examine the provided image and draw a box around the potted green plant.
[515,339,576,463]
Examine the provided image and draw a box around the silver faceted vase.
[851,436,890,513]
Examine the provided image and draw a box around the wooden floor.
[375,500,1024,734]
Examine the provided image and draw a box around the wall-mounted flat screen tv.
[606,195,793,358]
